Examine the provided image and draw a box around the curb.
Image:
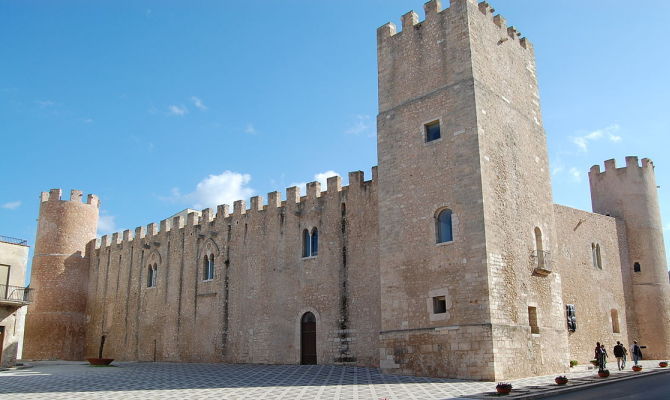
[509,368,670,399]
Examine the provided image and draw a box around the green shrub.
[570,360,578,367]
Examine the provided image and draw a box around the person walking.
[622,343,628,369]
[613,341,625,370]
[600,344,608,370]
[631,340,643,366]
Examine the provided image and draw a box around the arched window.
[202,255,209,280]
[310,228,318,256]
[534,227,545,268]
[147,265,153,288]
[436,209,453,243]
[302,229,311,258]
[633,262,641,273]
[208,254,215,280]
[147,264,157,288]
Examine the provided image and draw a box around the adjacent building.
[0,235,31,368]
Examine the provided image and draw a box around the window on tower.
[425,120,441,142]
[436,208,453,243]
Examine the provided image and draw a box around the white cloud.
[168,105,188,116]
[244,123,257,135]
[570,124,622,152]
[35,100,55,107]
[1,201,21,210]
[569,167,582,182]
[164,171,255,210]
[345,114,371,135]
[291,170,340,194]
[97,213,117,235]
[190,96,207,110]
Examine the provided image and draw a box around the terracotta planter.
[86,358,114,366]
[496,387,512,395]
[632,365,642,372]
[659,362,668,368]
[555,377,568,385]
[597,370,610,378]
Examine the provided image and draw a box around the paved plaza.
[0,360,667,399]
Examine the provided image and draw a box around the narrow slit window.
[611,309,620,333]
[433,296,447,314]
[534,227,545,269]
[566,304,576,332]
[528,306,539,334]
[425,120,441,142]
[633,262,641,273]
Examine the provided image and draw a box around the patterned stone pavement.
[0,360,666,399]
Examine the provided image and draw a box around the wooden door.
[300,312,317,365]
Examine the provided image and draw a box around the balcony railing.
[530,250,552,276]
[0,284,33,306]
[0,235,28,246]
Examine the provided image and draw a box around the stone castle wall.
[472,1,568,379]
[554,204,630,363]
[23,0,670,382]
[23,189,99,361]
[84,171,381,366]
[377,0,494,380]
[589,157,670,359]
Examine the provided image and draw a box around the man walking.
[613,341,625,370]
[631,340,643,366]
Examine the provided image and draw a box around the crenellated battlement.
[40,188,100,207]
[588,156,655,178]
[377,0,531,50]
[94,167,377,250]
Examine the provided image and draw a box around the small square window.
[425,120,441,142]
[433,296,446,314]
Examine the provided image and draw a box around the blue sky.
[2,1,670,283]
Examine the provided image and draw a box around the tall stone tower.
[377,0,567,380]
[589,157,670,359]
[23,189,99,360]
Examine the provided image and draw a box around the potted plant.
[569,360,578,368]
[597,369,610,378]
[86,335,114,366]
[659,361,668,368]
[590,359,599,367]
[496,382,512,395]
[555,375,569,385]
[632,365,643,372]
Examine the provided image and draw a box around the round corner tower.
[589,156,670,359]
[23,189,99,360]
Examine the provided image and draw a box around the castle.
[22,0,670,381]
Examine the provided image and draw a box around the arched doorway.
[300,312,317,365]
